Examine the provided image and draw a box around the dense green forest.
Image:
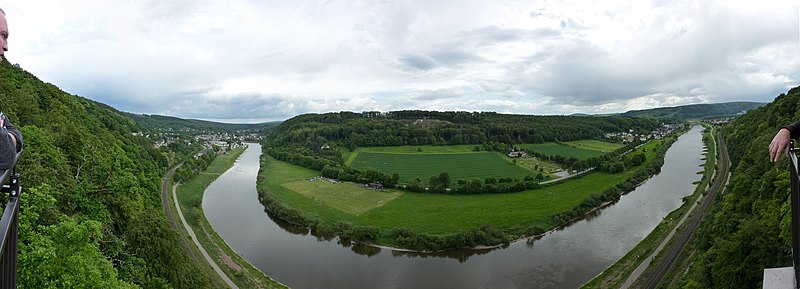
[676,87,800,288]
[265,110,659,164]
[0,61,212,287]
[619,101,764,121]
[126,113,280,134]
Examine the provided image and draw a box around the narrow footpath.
[173,183,240,289]
[624,134,730,289]
[161,158,239,289]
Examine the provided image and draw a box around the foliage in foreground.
[0,60,210,288]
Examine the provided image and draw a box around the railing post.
[790,140,800,288]
[0,167,20,289]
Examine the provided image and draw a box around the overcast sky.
[3,0,799,122]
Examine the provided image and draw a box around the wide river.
[203,125,705,289]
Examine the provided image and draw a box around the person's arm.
[0,115,20,170]
[3,115,22,152]
[770,122,800,162]
[784,122,800,139]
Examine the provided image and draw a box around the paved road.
[161,160,238,289]
[173,183,240,289]
[635,134,730,289]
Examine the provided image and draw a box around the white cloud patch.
[2,0,798,121]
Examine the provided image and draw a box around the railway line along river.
[203,125,705,289]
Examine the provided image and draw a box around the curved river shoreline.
[203,125,705,289]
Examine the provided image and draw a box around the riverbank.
[581,124,718,289]
[256,130,684,252]
[173,147,287,289]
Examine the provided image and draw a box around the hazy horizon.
[4,0,798,123]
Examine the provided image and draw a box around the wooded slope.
[0,61,211,288]
[678,87,800,288]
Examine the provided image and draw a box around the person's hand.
[770,128,793,162]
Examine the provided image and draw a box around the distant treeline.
[127,113,280,134]
[267,110,659,150]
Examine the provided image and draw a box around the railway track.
[637,135,730,289]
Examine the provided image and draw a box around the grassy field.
[349,151,535,183]
[564,140,624,152]
[260,140,663,236]
[519,142,606,160]
[176,147,287,289]
[343,144,481,164]
[282,180,402,215]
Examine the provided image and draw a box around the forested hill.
[678,86,800,288]
[126,113,280,133]
[0,61,211,287]
[620,101,764,121]
[269,110,660,149]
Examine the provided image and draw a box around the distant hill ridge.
[125,113,281,132]
[619,101,765,121]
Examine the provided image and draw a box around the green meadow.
[349,151,534,183]
[282,180,402,215]
[259,140,662,235]
[519,142,606,160]
[564,140,624,152]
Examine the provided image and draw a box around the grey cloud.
[408,89,467,101]
[399,54,438,71]
[455,26,561,46]
[166,93,313,121]
[525,4,798,106]
[429,50,484,66]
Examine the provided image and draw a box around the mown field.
[520,142,607,160]
[349,151,535,183]
[259,140,662,236]
[282,180,402,215]
[564,140,624,152]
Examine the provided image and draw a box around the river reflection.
[203,125,705,289]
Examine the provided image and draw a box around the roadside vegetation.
[175,147,287,289]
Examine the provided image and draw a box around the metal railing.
[0,152,22,289]
[788,140,800,288]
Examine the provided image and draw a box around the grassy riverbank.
[258,137,674,250]
[174,147,287,289]
[581,125,717,289]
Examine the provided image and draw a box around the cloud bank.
[4,0,799,122]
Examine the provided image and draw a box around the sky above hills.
[3,0,799,122]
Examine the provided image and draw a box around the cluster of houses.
[140,130,247,150]
[706,118,731,125]
[604,123,686,143]
[508,150,529,158]
[308,176,338,183]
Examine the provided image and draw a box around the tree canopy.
[0,60,212,288]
